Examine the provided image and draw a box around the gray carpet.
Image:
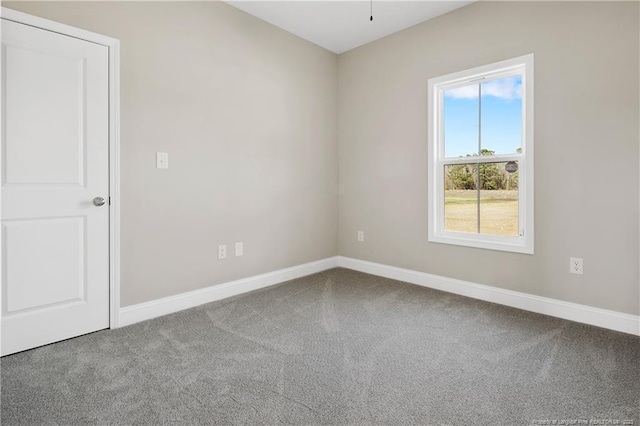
[1,268,639,425]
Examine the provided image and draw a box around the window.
[427,54,534,254]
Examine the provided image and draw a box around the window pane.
[444,164,478,233]
[444,83,479,158]
[480,76,522,155]
[479,161,519,236]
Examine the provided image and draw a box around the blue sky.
[443,76,522,158]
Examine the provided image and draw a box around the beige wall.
[4,1,339,306]
[4,1,639,316]
[338,1,640,315]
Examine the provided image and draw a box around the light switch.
[156,152,168,169]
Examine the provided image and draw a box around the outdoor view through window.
[443,75,522,236]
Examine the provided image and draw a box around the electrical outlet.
[235,242,243,257]
[218,245,227,260]
[569,257,583,275]
[357,230,364,242]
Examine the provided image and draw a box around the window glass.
[480,76,522,155]
[444,84,479,158]
[479,161,519,236]
[444,164,478,233]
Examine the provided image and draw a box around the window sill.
[428,232,534,255]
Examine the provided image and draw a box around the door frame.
[0,7,121,329]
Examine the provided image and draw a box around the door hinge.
[108,196,111,205]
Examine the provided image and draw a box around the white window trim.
[427,54,534,254]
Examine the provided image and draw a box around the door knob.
[93,197,106,207]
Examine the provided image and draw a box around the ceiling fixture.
[370,0,373,21]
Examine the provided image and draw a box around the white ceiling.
[225,1,474,54]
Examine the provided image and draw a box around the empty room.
[1,0,638,424]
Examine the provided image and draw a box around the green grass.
[444,190,519,236]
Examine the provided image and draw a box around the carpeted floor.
[1,268,639,425]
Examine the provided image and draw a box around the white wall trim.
[117,255,638,335]
[119,257,339,327]
[338,256,640,336]
[0,7,118,46]
[108,39,121,329]
[0,8,122,329]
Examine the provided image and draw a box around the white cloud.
[445,85,479,99]
[445,76,522,101]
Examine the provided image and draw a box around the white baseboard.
[118,254,639,336]
[338,256,640,336]
[118,257,339,327]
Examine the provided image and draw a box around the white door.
[1,19,110,356]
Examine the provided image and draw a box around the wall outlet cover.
[569,257,583,275]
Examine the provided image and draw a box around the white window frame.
[427,54,534,254]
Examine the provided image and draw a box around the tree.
[477,149,503,190]
[447,163,476,190]
[444,148,518,191]
[479,162,504,190]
